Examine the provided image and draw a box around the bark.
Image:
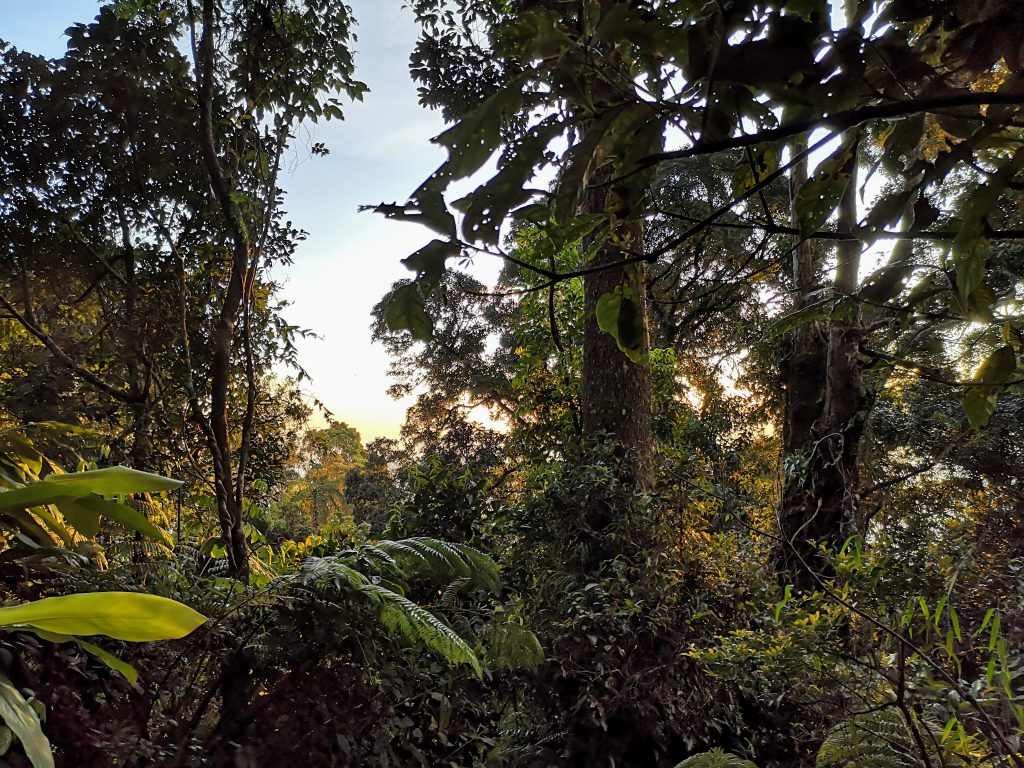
[775,137,867,592]
[579,164,654,565]
[192,0,253,581]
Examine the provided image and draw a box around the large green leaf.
[0,592,207,641]
[57,496,172,547]
[0,467,181,512]
[0,670,52,768]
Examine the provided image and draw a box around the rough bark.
[579,164,654,567]
[775,137,866,592]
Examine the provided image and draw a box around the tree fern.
[816,709,921,768]
[276,538,506,674]
[481,619,545,670]
[361,583,482,675]
[674,748,758,767]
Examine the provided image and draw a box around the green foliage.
[675,749,757,768]
[816,709,919,768]
[279,537,509,675]
[0,671,52,768]
[0,592,206,642]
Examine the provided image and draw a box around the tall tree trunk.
[775,136,865,592]
[579,164,654,566]
[195,0,251,582]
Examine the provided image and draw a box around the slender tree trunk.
[193,0,253,581]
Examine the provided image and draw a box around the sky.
[1,1,451,441]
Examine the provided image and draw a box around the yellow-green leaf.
[0,593,206,642]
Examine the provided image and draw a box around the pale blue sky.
[1,1,452,440]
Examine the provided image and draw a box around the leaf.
[28,629,138,683]
[481,621,544,670]
[0,671,52,768]
[973,345,1017,385]
[774,584,793,621]
[0,468,181,512]
[57,496,172,547]
[360,584,482,676]
[433,74,528,180]
[731,145,780,198]
[963,386,999,429]
[0,592,207,642]
[595,283,647,365]
[384,282,434,341]
[401,239,459,288]
[858,262,914,303]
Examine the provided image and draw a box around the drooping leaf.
[963,386,999,430]
[595,283,647,365]
[0,592,207,642]
[0,670,52,768]
[28,629,139,683]
[401,239,459,288]
[385,281,434,341]
[56,496,172,547]
[974,345,1017,386]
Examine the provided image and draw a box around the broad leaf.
[385,281,434,341]
[0,467,181,512]
[0,592,207,642]
[595,283,647,365]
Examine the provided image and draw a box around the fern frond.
[674,748,758,767]
[450,541,501,594]
[294,557,368,591]
[440,577,472,607]
[373,537,500,594]
[359,583,482,676]
[816,709,917,768]
[481,620,544,670]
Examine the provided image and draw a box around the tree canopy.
[0,1,1023,767]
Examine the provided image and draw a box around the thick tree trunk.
[775,138,865,592]
[580,217,653,488]
[579,165,654,567]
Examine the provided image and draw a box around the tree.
[0,1,365,580]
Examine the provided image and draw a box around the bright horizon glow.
[2,1,448,443]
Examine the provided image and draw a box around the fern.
[674,748,758,767]
[274,538,504,674]
[816,709,922,768]
[372,537,500,593]
[481,620,545,670]
[361,583,482,675]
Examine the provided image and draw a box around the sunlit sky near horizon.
[1,1,458,441]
